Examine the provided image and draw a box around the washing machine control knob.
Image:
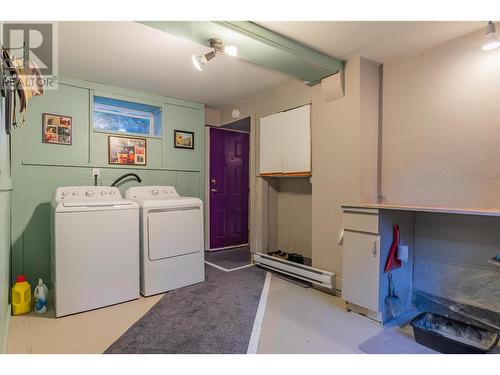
[100,191,106,195]
[152,189,159,196]
[110,190,116,196]
[72,191,79,196]
[86,190,94,197]
[62,191,68,196]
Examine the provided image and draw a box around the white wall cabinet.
[259,105,311,176]
[259,112,283,174]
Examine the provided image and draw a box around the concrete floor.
[7,271,435,354]
[257,274,434,354]
[7,293,163,354]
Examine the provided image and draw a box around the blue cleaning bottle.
[34,278,48,314]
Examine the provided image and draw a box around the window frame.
[91,93,164,138]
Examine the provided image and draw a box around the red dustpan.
[384,224,401,273]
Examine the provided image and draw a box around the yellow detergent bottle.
[12,274,32,315]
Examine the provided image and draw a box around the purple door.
[209,128,249,249]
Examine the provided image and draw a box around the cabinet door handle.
[337,227,344,246]
[372,240,377,257]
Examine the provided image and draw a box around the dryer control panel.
[125,186,180,200]
[55,186,123,202]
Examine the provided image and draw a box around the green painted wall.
[0,22,12,353]
[0,190,10,354]
[10,78,205,288]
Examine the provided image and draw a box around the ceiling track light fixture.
[192,38,238,71]
[482,21,500,51]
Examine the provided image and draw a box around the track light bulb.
[224,45,238,57]
[192,54,205,71]
[192,38,238,70]
[192,51,216,71]
[482,21,500,51]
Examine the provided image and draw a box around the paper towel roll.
[321,71,344,102]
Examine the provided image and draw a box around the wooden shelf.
[258,172,311,178]
[342,203,500,217]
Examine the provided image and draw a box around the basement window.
[93,96,162,136]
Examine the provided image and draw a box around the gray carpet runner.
[105,264,266,354]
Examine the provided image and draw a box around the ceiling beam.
[140,21,344,85]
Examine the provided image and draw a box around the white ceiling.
[58,22,293,108]
[257,21,485,63]
[58,21,486,108]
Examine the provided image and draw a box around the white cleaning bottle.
[34,278,48,314]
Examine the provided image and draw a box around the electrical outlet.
[92,168,101,178]
[398,245,409,262]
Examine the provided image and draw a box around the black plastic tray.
[410,312,499,354]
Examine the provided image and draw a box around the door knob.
[211,188,218,192]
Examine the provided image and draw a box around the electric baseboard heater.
[254,253,334,289]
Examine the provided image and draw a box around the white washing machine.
[51,186,139,317]
[125,186,205,296]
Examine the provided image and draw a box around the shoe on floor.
[268,250,282,257]
[268,250,292,261]
[288,253,304,264]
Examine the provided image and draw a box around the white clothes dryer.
[125,186,204,296]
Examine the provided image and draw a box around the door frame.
[205,124,251,251]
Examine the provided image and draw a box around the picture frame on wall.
[174,129,194,150]
[42,113,72,145]
[108,135,147,166]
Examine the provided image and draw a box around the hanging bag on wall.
[1,48,19,129]
[1,47,45,130]
[1,48,14,132]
